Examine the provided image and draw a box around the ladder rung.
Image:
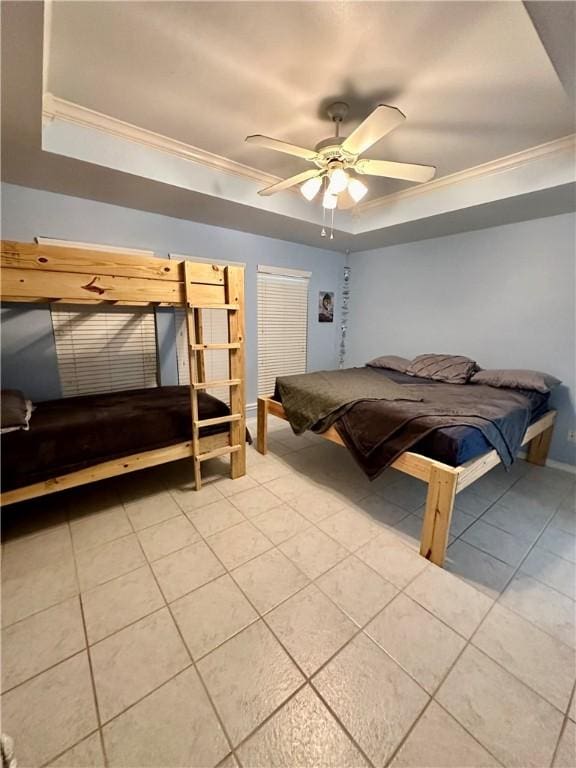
[194,414,242,428]
[189,304,239,310]
[198,444,242,462]
[193,379,241,390]
[190,343,240,350]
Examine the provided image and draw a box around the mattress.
[1,386,244,491]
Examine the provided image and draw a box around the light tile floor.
[1,417,575,767]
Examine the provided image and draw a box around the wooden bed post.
[257,397,268,454]
[419,464,459,567]
[526,423,554,466]
[226,265,246,479]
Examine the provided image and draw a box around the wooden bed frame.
[256,396,556,567]
[0,241,247,505]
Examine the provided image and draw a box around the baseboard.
[245,402,258,420]
[517,450,576,475]
[539,457,576,475]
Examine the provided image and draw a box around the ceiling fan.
[246,102,436,212]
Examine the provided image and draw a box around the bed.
[257,365,557,567]
[1,387,250,496]
[0,241,247,504]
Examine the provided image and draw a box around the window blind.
[51,306,158,397]
[257,269,309,396]
[175,309,230,405]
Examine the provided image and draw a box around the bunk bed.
[0,241,247,505]
[257,380,556,568]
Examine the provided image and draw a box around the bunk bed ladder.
[183,261,246,490]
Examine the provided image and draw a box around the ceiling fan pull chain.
[321,177,327,237]
[330,207,334,240]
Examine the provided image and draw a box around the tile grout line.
[66,512,110,768]
[222,522,441,766]
[38,729,102,768]
[550,679,576,768]
[95,662,195,729]
[367,567,508,768]
[129,531,240,764]
[193,502,383,767]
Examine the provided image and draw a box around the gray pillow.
[1,389,33,434]
[366,355,411,373]
[471,369,560,393]
[406,354,478,384]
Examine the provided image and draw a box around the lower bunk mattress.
[1,386,243,492]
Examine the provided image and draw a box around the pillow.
[471,369,560,393]
[366,355,411,373]
[1,390,33,434]
[406,354,478,384]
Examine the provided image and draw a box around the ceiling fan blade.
[341,105,405,156]
[258,169,322,196]
[355,158,436,183]
[246,135,318,161]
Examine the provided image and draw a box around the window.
[257,266,310,396]
[51,306,158,397]
[43,238,159,397]
[175,309,230,404]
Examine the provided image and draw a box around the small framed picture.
[318,291,334,323]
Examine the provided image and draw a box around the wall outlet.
[568,431,576,443]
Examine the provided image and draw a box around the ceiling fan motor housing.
[313,139,357,169]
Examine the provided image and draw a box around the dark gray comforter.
[276,368,535,479]
[276,368,422,433]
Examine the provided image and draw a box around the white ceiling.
[48,0,574,199]
[1,1,574,251]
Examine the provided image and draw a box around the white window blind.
[51,306,158,397]
[257,268,309,396]
[175,309,230,405]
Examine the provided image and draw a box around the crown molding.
[355,133,576,216]
[42,94,575,235]
[42,93,281,187]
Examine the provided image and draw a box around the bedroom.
[1,1,575,767]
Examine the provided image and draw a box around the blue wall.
[1,183,345,407]
[3,183,574,466]
[345,213,576,465]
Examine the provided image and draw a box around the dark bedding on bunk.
[274,369,549,477]
[1,386,243,491]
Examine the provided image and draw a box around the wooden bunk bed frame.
[256,396,556,567]
[0,241,247,505]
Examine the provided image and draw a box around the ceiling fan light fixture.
[322,192,338,210]
[327,167,349,195]
[347,177,368,203]
[300,176,322,201]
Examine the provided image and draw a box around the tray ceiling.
[48,0,574,200]
[1,1,574,251]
